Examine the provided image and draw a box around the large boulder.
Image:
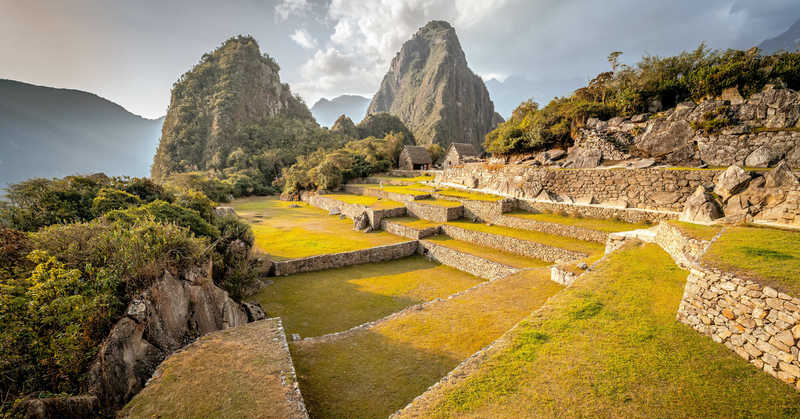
[87,262,249,414]
[745,146,782,168]
[353,211,370,232]
[635,119,694,157]
[713,165,751,202]
[764,160,799,189]
[680,186,723,223]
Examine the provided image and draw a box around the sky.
[1,0,799,119]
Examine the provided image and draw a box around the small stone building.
[398,146,432,170]
[442,142,481,169]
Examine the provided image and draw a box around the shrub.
[174,189,216,222]
[91,187,142,216]
[212,214,256,300]
[105,200,220,239]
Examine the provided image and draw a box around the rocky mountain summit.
[151,36,313,181]
[366,21,503,149]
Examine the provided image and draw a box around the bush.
[174,189,216,222]
[105,200,220,239]
[91,187,142,216]
[212,214,256,300]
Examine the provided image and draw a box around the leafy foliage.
[356,113,415,143]
[484,46,800,155]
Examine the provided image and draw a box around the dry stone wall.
[517,200,673,224]
[273,241,418,276]
[303,193,406,229]
[430,192,515,222]
[406,201,463,222]
[380,220,441,240]
[440,224,585,263]
[439,164,719,212]
[654,222,713,267]
[494,214,609,243]
[419,240,519,281]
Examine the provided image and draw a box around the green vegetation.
[152,36,350,198]
[667,219,722,241]
[355,112,415,142]
[0,174,258,410]
[401,244,800,418]
[425,235,550,268]
[436,188,503,202]
[278,133,407,194]
[388,217,442,230]
[291,269,563,418]
[446,221,605,257]
[230,197,405,260]
[691,105,732,134]
[375,174,436,184]
[372,184,431,197]
[120,320,304,419]
[251,256,484,337]
[507,211,647,232]
[484,47,800,155]
[703,226,800,295]
[321,194,404,210]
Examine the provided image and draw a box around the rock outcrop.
[151,36,313,180]
[366,21,502,149]
[87,261,258,414]
[680,186,723,223]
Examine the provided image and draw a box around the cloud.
[274,0,311,21]
[290,28,317,49]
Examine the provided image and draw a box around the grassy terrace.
[446,220,606,257]
[291,269,563,418]
[703,225,800,296]
[321,193,404,209]
[231,197,405,260]
[388,216,442,230]
[120,320,304,419]
[436,188,503,202]
[374,174,436,184]
[249,256,483,337]
[414,198,464,207]
[398,243,800,418]
[372,185,432,196]
[667,219,722,241]
[508,211,647,233]
[425,235,550,269]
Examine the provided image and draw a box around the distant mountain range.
[0,79,163,188]
[310,95,369,127]
[484,76,586,118]
[759,18,800,55]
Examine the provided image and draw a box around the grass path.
[231,196,405,260]
[249,256,484,337]
[397,243,800,418]
[290,269,563,418]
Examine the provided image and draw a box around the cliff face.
[367,21,502,149]
[151,36,312,181]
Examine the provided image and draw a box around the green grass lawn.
[415,198,464,208]
[667,219,722,241]
[230,197,405,260]
[398,243,800,418]
[508,211,648,233]
[436,188,503,202]
[446,221,606,257]
[703,225,800,295]
[370,185,431,196]
[388,216,442,230]
[291,269,563,418]
[425,235,550,269]
[120,320,304,419]
[375,174,436,183]
[249,256,484,337]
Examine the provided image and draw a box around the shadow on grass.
[292,331,461,419]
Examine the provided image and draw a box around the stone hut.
[442,142,481,169]
[398,146,432,170]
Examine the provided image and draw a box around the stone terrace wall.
[304,194,406,229]
[431,193,515,222]
[517,200,674,224]
[419,240,519,281]
[346,185,431,203]
[441,224,585,263]
[406,201,463,222]
[494,214,608,243]
[678,268,800,388]
[380,220,441,240]
[273,241,418,276]
[654,222,713,267]
[439,164,720,212]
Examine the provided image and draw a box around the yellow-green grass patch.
[436,188,503,202]
[291,269,563,418]
[508,211,648,233]
[375,174,436,183]
[666,219,722,241]
[446,221,605,257]
[250,255,483,337]
[120,320,304,419]
[322,193,404,209]
[415,198,464,208]
[703,225,800,295]
[401,243,800,418]
[231,197,405,260]
[389,216,442,230]
[426,235,550,269]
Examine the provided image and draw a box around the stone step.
[380,217,442,240]
[441,222,603,263]
[405,199,464,222]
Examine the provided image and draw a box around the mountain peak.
[366,20,501,148]
[759,17,800,54]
